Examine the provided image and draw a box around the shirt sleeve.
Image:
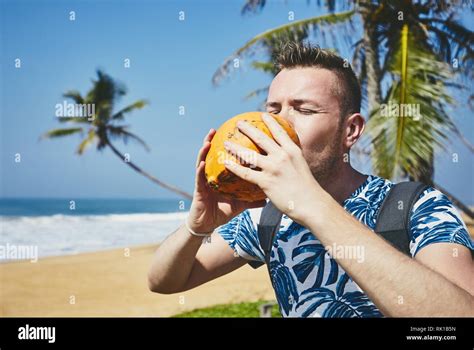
[216,209,265,263]
[409,187,474,257]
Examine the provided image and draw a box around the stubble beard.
[305,126,344,188]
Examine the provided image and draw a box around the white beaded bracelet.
[184,217,214,237]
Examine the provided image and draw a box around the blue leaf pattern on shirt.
[269,247,299,316]
[217,175,474,317]
[296,273,383,318]
[292,243,330,288]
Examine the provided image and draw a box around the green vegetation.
[173,300,281,318]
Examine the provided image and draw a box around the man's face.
[266,67,345,183]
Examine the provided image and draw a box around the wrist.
[185,216,216,236]
[298,189,334,229]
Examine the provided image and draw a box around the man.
[148,42,474,317]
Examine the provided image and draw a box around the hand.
[187,128,267,233]
[223,113,322,225]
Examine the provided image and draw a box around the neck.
[319,162,367,205]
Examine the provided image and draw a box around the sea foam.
[0,212,189,260]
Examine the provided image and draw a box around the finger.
[195,129,216,168]
[224,141,268,170]
[195,141,212,168]
[195,160,208,189]
[236,119,279,154]
[203,128,216,144]
[262,113,298,150]
[223,159,262,185]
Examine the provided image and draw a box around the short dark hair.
[274,42,361,117]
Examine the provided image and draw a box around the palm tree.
[212,0,474,218]
[41,70,192,199]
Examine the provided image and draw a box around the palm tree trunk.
[363,24,382,116]
[106,140,193,199]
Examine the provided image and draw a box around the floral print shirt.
[217,175,474,317]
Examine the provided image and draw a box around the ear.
[343,113,365,149]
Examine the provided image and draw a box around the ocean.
[0,198,192,260]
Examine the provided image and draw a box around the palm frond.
[241,0,266,15]
[107,126,150,152]
[86,70,127,121]
[57,117,93,124]
[394,23,409,174]
[250,61,277,74]
[63,90,85,104]
[212,10,355,85]
[112,99,148,120]
[77,129,97,155]
[366,25,455,181]
[422,17,474,78]
[40,127,83,140]
[243,86,269,101]
[241,0,351,16]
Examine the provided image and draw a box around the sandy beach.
[1,216,472,317]
[0,244,274,317]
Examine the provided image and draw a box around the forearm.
[303,192,474,317]
[148,224,205,294]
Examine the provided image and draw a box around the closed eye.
[266,108,321,115]
[297,108,317,115]
[267,110,280,115]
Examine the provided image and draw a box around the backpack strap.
[248,201,283,270]
[374,181,429,256]
[248,180,429,269]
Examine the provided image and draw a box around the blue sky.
[1,0,473,205]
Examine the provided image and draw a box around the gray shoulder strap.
[374,181,429,256]
[248,201,283,269]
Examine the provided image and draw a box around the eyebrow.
[265,101,280,109]
[265,99,323,109]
